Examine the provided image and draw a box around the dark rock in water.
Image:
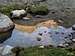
[0,13,15,43]
[72,25,75,30]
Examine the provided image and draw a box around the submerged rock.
[0,13,15,43]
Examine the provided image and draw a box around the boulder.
[0,13,15,43]
[10,10,27,19]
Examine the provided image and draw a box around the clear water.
[3,29,39,47]
[3,26,74,47]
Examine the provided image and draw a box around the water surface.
[3,26,74,47]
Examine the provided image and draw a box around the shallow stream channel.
[3,26,75,47]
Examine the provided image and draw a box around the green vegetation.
[0,5,13,16]
[26,4,49,15]
[0,4,27,16]
[0,4,49,16]
[11,46,75,56]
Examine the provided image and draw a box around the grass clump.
[11,46,75,56]
[0,5,14,16]
[26,4,49,15]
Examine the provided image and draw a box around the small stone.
[58,44,64,48]
[72,39,75,42]
[58,20,64,23]
[23,17,30,20]
[10,9,27,19]
[64,43,69,47]
[59,44,63,46]
[36,37,41,41]
[39,46,44,48]
[72,25,75,30]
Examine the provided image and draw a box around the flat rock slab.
[0,13,15,32]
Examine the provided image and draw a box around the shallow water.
[3,26,74,47]
[3,29,39,47]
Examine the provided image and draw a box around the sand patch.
[15,24,35,33]
[15,20,58,33]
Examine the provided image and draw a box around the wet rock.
[0,13,15,43]
[72,25,75,30]
[36,37,42,41]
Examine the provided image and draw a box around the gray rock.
[0,13,15,43]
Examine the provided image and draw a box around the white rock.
[23,17,30,20]
[64,43,69,47]
[19,10,26,14]
[58,44,64,47]
[11,9,26,17]
[39,45,44,48]
[72,39,75,42]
